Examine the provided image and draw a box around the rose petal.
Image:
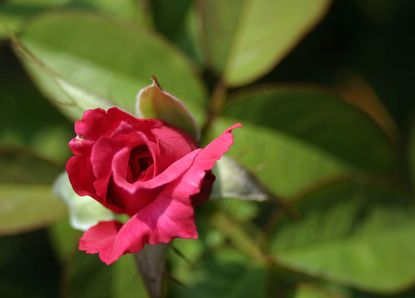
[88,180,198,265]
[79,124,241,264]
[80,112,196,212]
[79,221,123,255]
[68,107,162,199]
[91,122,155,199]
[191,171,216,206]
[112,149,200,194]
[66,155,96,197]
[110,148,200,215]
[75,107,158,140]
[68,137,94,155]
[74,108,107,140]
[151,124,197,173]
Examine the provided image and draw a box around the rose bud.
[66,107,240,264]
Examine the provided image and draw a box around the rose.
[66,107,240,264]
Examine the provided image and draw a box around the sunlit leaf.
[0,0,148,39]
[212,87,396,198]
[270,180,415,293]
[73,0,149,27]
[14,12,206,123]
[197,0,331,86]
[12,36,113,120]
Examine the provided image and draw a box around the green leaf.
[0,72,72,163]
[12,35,114,120]
[0,0,65,39]
[211,212,267,265]
[0,149,65,235]
[150,0,192,42]
[48,216,81,262]
[136,76,200,140]
[67,251,149,298]
[211,156,271,201]
[270,180,415,293]
[170,247,267,298]
[72,0,150,27]
[213,87,395,198]
[150,0,203,64]
[293,284,343,298]
[113,254,150,298]
[197,0,331,86]
[14,12,206,123]
[215,198,260,223]
[0,184,66,235]
[53,172,114,231]
[0,0,148,39]
[0,147,62,184]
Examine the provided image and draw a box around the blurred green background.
[1,0,415,297]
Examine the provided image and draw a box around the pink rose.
[66,107,240,264]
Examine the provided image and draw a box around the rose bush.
[66,107,240,264]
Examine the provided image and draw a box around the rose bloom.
[66,107,240,264]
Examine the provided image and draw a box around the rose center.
[127,146,154,182]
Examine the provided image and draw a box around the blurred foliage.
[0,0,414,297]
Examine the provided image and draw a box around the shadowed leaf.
[66,251,149,298]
